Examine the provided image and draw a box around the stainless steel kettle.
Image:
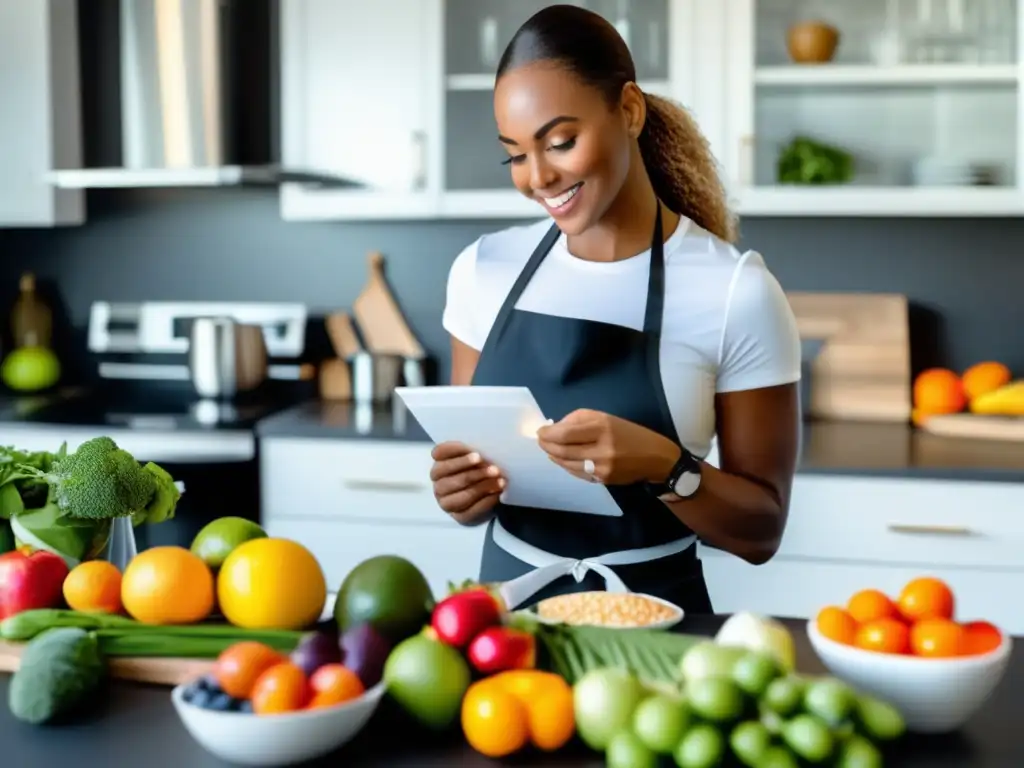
[188,317,268,399]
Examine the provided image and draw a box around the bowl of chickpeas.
[529,591,684,630]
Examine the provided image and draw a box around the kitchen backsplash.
[1,187,1023,386]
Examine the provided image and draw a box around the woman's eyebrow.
[498,115,580,145]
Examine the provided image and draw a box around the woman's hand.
[537,409,681,486]
[430,441,505,524]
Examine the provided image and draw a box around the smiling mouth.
[540,182,583,209]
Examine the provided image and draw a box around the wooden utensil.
[787,292,912,423]
[919,414,1024,442]
[352,252,426,358]
[320,312,364,401]
[0,640,211,686]
[325,312,363,358]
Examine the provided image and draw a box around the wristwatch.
[646,448,702,500]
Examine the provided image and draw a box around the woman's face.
[494,63,637,235]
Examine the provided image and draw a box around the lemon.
[217,537,327,630]
[1,347,60,392]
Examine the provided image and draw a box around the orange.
[213,641,286,699]
[910,618,965,658]
[961,361,1011,401]
[846,589,898,624]
[461,671,574,758]
[815,605,858,645]
[121,546,214,625]
[63,560,123,614]
[217,538,327,630]
[962,621,1003,656]
[854,618,910,655]
[897,576,955,623]
[307,664,365,709]
[251,662,310,714]
[913,368,966,415]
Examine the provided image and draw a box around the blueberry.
[208,693,234,711]
[237,700,254,714]
[191,689,214,709]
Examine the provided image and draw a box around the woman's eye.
[501,154,526,166]
[551,138,576,152]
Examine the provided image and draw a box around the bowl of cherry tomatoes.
[171,640,386,766]
[807,576,1012,734]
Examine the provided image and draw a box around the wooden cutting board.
[0,640,211,686]
[919,414,1024,442]
[352,251,426,358]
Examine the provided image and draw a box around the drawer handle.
[887,523,974,537]
[343,479,428,493]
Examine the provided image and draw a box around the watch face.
[674,470,701,498]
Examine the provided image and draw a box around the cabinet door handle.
[411,131,427,191]
[887,523,974,537]
[343,479,428,493]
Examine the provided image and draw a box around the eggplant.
[290,629,343,677]
[340,623,393,688]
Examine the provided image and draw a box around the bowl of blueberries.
[171,625,389,766]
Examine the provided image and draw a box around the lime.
[686,677,745,724]
[632,694,689,754]
[673,724,724,768]
[1,347,60,392]
[855,695,906,742]
[835,735,884,768]
[383,632,470,730]
[758,745,800,768]
[804,677,856,727]
[731,651,780,698]
[761,675,804,717]
[190,517,267,569]
[606,730,658,768]
[729,720,771,767]
[574,668,647,751]
[679,640,745,683]
[782,714,835,763]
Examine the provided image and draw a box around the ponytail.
[639,93,737,243]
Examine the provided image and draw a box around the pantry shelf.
[734,186,1024,217]
[754,64,1019,87]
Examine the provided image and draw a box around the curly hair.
[497,5,737,243]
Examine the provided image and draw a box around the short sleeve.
[716,251,801,393]
[442,238,485,350]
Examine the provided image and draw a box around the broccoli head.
[37,437,177,521]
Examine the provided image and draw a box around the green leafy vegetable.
[776,136,854,185]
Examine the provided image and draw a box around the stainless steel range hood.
[49,0,354,190]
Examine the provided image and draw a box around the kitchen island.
[0,616,1018,767]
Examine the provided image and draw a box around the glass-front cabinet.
[720,0,1022,215]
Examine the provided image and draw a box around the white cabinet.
[260,437,486,596]
[709,0,1024,216]
[703,475,1024,635]
[0,0,84,227]
[279,0,705,221]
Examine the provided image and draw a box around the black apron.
[471,208,714,615]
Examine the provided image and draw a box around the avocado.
[334,555,434,642]
[9,627,106,724]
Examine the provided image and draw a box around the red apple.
[0,550,70,620]
[430,589,503,648]
[467,627,536,674]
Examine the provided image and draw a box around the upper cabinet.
[280,0,1024,220]
[0,0,84,227]
[280,0,700,221]
[715,0,1023,216]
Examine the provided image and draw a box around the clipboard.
[394,386,623,517]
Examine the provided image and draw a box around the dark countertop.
[0,615,1018,767]
[257,400,1024,484]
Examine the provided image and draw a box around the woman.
[430,5,801,614]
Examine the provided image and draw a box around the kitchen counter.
[0,615,1017,767]
[257,401,1024,484]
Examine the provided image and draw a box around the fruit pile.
[913,360,1022,423]
[576,640,904,768]
[815,576,1004,657]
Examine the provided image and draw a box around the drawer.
[779,475,1024,570]
[264,518,487,598]
[261,438,440,525]
[699,547,1024,636]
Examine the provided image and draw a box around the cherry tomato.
[962,621,1003,656]
[897,577,955,622]
[251,662,310,714]
[306,663,365,709]
[816,605,858,645]
[910,618,966,658]
[854,618,910,655]
[212,641,286,699]
[847,589,899,624]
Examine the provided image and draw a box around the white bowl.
[171,680,386,766]
[806,620,1012,734]
[526,591,685,630]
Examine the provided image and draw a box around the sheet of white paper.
[395,386,623,517]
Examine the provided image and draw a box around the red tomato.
[212,641,286,699]
[961,621,1003,656]
[897,577,955,622]
[854,618,910,655]
[910,618,966,658]
[307,663,365,709]
[847,589,899,624]
[251,662,310,714]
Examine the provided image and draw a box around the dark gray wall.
[1,186,1022,386]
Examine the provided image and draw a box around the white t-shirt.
[442,217,802,459]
